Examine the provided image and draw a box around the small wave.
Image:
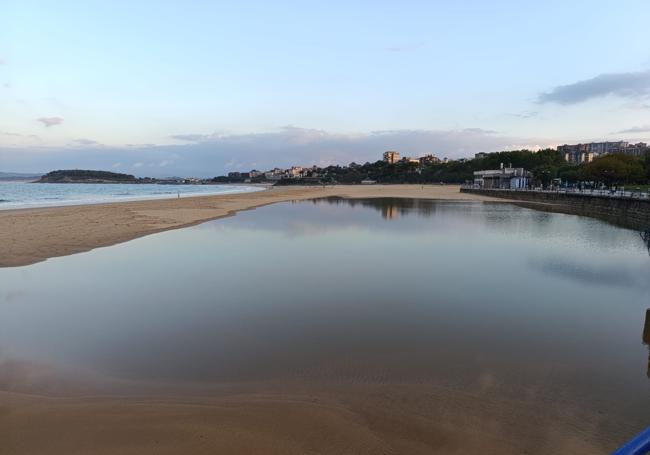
[0,184,264,210]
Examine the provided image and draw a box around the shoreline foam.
[0,182,265,210]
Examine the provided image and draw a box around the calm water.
[1,198,649,444]
[0,181,261,209]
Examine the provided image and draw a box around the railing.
[612,427,650,455]
[461,185,650,200]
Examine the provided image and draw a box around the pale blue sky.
[2,1,650,175]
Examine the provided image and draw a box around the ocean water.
[1,198,649,451]
[0,181,263,209]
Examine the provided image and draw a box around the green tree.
[579,153,645,185]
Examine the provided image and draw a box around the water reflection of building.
[641,229,650,256]
[382,204,400,220]
[321,197,439,220]
[643,308,650,378]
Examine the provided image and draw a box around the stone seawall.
[461,188,650,230]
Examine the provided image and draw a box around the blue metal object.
[612,427,650,455]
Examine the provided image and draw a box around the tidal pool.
[1,198,648,452]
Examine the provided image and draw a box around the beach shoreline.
[0,181,266,211]
[0,184,504,268]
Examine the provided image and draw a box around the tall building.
[383,151,400,164]
[561,147,594,164]
[419,154,440,165]
[625,142,649,157]
[558,141,647,163]
[588,141,627,155]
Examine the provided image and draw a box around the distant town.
[29,140,650,189]
[212,140,650,188]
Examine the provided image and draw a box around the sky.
[2,0,650,177]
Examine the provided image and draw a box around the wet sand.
[0,184,500,268]
[1,378,611,455]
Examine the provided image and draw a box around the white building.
[264,168,284,181]
[474,166,530,189]
[287,166,303,177]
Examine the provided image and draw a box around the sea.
[0,181,263,209]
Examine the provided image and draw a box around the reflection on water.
[643,308,650,378]
[325,197,446,220]
[642,229,650,257]
[383,203,399,220]
[528,257,647,289]
[0,198,649,445]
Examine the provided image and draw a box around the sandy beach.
[0,184,499,268]
[2,384,607,455]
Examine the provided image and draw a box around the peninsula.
[37,169,143,183]
[35,169,212,184]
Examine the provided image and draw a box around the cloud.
[507,111,538,119]
[4,290,27,304]
[36,117,64,127]
[461,127,498,134]
[125,143,157,148]
[614,125,650,134]
[0,58,5,65]
[71,138,100,146]
[1,131,38,139]
[0,126,556,177]
[537,70,650,105]
[171,133,215,142]
[529,257,648,290]
[0,131,41,147]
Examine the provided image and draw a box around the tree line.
[325,150,650,186]
[216,149,650,186]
